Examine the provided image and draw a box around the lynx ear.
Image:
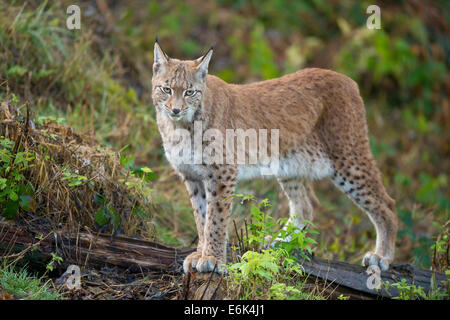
[195,45,214,81]
[153,37,169,74]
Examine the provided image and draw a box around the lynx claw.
[196,255,224,273]
[362,252,390,271]
[183,252,202,274]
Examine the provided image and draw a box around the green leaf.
[140,166,152,173]
[93,193,106,205]
[7,65,28,78]
[110,207,121,228]
[132,205,150,219]
[9,191,19,201]
[132,166,158,182]
[94,207,110,226]
[120,154,134,170]
[19,194,35,212]
[2,200,19,219]
[0,178,7,190]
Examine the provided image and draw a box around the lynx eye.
[161,87,172,94]
[184,89,195,97]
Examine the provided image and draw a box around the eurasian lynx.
[151,40,398,273]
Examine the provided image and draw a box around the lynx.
[151,40,398,273]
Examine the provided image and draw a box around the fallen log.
[297,254,448,299]
[0,221,447,300]
[0,221,194,272]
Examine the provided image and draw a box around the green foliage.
[382,277,449,300]
[90,150,156,232]
[0,1,158,165]
[0,0,448,290]
[94,205,120,229]
[226,196,323,300]
[226,248,323,300]
[0,264,61,300]
[431,221,450,272]
[416,173,447,208]
[46,253,63,272]
[275,220,319,260]
[0,137,35,219]
[384,279,427,300]
[249,23,280,80]
[397,208,436,268]
[231,194,319,260]
[61,167,88,187]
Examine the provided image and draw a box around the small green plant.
[227,248,313,299]
[0,264,61,300]
[431,220,450,272]
[230,194,319,260]
[0,136,35,219]
[123,166,157,192]
[118,146,157,193]
[61,167,88,187]
[225,195,323,300]
[382,277,449,300]
[46,253,63,273]
[337,294,350,300]
[94,202,121,230]
[237,195,277,249]
[389,279,427,300]
[93,148,156,232]
[274,219,319,261]
[268,282,323,300]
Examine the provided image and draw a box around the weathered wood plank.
[1,221,447,300]
[297,254,447,299]
[0,221,194,271]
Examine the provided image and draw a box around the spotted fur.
[151,41,398,273]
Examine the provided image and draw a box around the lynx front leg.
[182,179,207,273]
[196,166,237,273]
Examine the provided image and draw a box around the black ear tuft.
[199,45,214,62]
[155,35,159,43]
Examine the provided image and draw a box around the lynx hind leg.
[183,179,206,273]
[306,181,321,210]
[274,178,315,243]
[331,155,398,271]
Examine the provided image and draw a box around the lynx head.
[152,39,213,123]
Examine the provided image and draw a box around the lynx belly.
[237,151,334,181]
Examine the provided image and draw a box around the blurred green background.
[0,0,448,269]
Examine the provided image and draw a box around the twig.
[182,272,191,300]
[200,264,217,300]
[233,220,243,254]
[211,272,224,300]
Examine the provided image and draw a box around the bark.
[0,221,447,300]
[297,254,448,299]
[0,221,193,272]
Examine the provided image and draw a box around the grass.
[0,264,61,300]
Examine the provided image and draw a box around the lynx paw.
[196,255,224,273]
[183,252,202,274]
[362,252,390,271]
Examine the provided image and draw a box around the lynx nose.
[172,108,181,115]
